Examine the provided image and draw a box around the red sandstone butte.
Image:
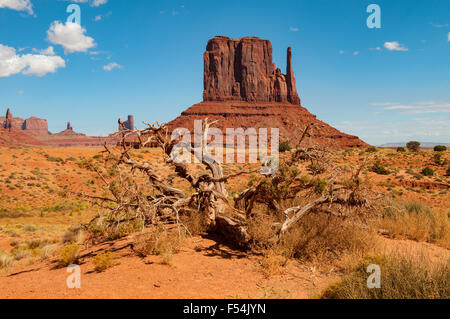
[22,117,50,136]
[168,36,369,149]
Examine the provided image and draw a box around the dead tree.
[79,119,375,248]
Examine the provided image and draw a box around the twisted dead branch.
[78,119,376,248]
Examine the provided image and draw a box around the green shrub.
[93,252,120,272]
[446,167,450,176]
[406,141,420,152]
[433,153,443,165]
[365,147,377,153]
[434,145,447,152]
[370,160,389,175]
[279,141,292,153]
[396,147,406,153]
[58,244,80,266]
[421,167,434,177]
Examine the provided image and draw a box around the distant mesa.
[167,36,369,149]
[1,108,113,147]
[1,108,49,136]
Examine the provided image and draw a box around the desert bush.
[39,245,57,260]
[365,147,377,153]
[58,244,80,266]
[446,167,450,176]
[406,141,420,152]
[320,254,450,299]
[249,212,376,270]
[180,211,209,235]
[62,228,85,244]
[279,141,292,153]
[377,200,449,248]
[370,160,389,175]
[421,167,434,176]
[280,214,375,264]
[396,147,406,153]
[24,224,37,232]
[132,225,184,258]
[93,252,120,272]
[260,249,288,277]
[434,145,447,152]
[433,153,443,165]
[12,249,31,261]
[0,253,14,270]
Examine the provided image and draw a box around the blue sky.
[0,0,449,145]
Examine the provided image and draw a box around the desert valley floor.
[0,146,449,299]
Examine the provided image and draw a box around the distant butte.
[167,36,369,149]
[0,109,115,148]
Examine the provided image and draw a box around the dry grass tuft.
[376,200,450,248]
[320,253,450,299]
[0,253,14,270]
[132,224,184,265]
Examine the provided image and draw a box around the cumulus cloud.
[289,27,299,32]
[47,21,95,54]
[0,44,65,77]
[384,41,408,51]
[103,62,121,71]
[0,0,33,14]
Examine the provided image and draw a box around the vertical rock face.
[203,36,301,105]
[120,115,135,131]
[4,108,13,129]
[286,47,300,105]
[67,122,73,131]
[166,36,369,149]
[22,117,49,136]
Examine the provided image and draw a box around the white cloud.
[374,101,450,114]
[339,50,345,54]
[32,46,55,56]
[384,41,408,51]
[93,11,111,22]
[0,0,33,14]
[448,32,450,42]
[91,0,107,7]
[103,62,121,71]
[65,0,107,6]
[289,27,299,32]
[353,51,359,55]
[18,90,24,95]
[47,21,95,54]
[369,46,382,51]
[0,44,65,77]
[430,23,449,28]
